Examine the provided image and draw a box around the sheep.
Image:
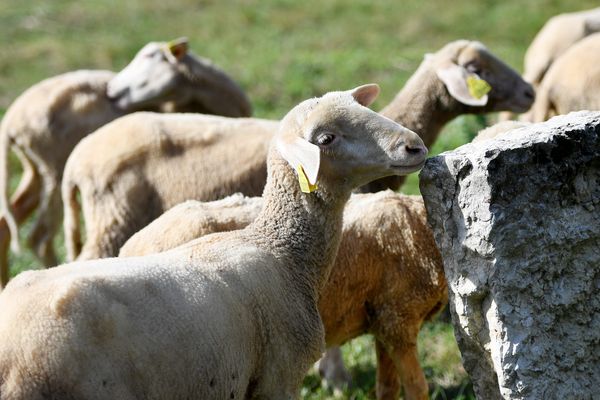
[62,113,277,261]
[106,37,252,117]
[0,37,251,288]
[523,7,600,87]
[63,39,533,264]
[498,7,600,122]
[0,84,428,400]
[528,32,600,122]
[362,39,534,191]
[119,190,444,400]
[471,120,531,143]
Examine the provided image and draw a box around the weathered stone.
[419,112,600,400]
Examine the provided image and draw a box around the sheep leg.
[317,346,352,392]
[0,150,42,287]
[27,177,60,267]
[0,237,7,288]
[388,340,428,400]
[0,188,39,287]
[375,339,402,400]
[0,145,42,239]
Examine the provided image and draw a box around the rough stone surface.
[419,112,600,400]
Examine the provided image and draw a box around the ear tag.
[467,76,491,99]
[296,165,318,193]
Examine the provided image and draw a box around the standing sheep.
[119,191,446,400]
[63,39,533,262]
[528,32,600,122]
[498,7,600,122]
[0,37,251,287]
[523,7,600,87]
[0,84,428,399]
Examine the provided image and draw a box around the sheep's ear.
[167,37,189,62]
[350,84,380,107]
[436,63,490,106]
[277,136,320,190]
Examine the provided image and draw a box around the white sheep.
[0,84,427,399]
[63,39,533,263]
[523,7,600,87]
[528,32,600,122]
[471,120,531,143]
[119,191,446,400]
[62,113,277,261]
[0,38,251,288]
[363,39,534,191]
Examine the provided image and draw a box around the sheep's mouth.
[106,88,131,109]
[390,160,426,174]
[506,98,534,113]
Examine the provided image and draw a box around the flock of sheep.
[0,7,598,400]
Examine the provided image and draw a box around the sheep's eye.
[316,133,335,146]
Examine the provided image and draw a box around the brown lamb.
[120,191,447,400]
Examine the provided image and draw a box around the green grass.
[1,0,598,398]
[301,318,473,400]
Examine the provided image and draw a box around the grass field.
[1,1,597,398]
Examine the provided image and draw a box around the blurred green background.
[0,1,597,398]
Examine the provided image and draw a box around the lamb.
[120,191,446,400]
[106,37,252,116]
[0,37,251,287]
[528,32,600,122]
[363,39,533,191]
[0,84,428,399]
[63,113,277,261]
[64,39,533,262]
[523,7,600,87]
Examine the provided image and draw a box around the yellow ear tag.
[467,76,492,99]
[296,165,318,193]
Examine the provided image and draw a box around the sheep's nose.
[405,143,428,157]
[524,85,535,101]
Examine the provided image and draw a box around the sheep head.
[276,84,427,193]
[432,40,535,113]
[106,38,189,110]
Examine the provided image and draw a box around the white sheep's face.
[434,40,535,113]
[277,84,428,192]
[107,39,188,111]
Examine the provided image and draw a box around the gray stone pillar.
[419,112,600,400]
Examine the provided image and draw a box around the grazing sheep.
[528,32,600,122]
[120,191,446,400]
[64,39,532,264]
[0,38,251,288]
[523,7,600,87]
[0,84,428,400]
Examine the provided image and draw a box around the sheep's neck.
[361,61,460,192]
[248,150,348,295]
[380,60,459,146]
[175,55,250,116]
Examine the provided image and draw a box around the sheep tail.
[62,177,82,261]
[0,123,20,253]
